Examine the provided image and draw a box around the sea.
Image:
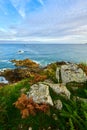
[0,43,87,70]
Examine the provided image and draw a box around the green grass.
[80,62,87,66]
[0,79,30,130]
[0,78,87,130]
[66,82,87,98]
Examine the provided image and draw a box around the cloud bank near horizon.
[0,0,87,43]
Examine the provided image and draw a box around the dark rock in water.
[0,76,8,84]
[1,68,32,83]
[18,50,24,54]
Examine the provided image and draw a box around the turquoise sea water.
[0,44,87,69]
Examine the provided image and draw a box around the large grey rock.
[49,83,70,99]
[61,63,87,84]
[28,83,53,106]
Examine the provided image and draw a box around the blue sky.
[0,0,87,43]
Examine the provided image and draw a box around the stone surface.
[28,83,53,106]
[56,67,60,83]
[54,99,63,110]
[61,63,87,84]
[49,83,71,99]
[28,127,32,130]
[76,97,87,103]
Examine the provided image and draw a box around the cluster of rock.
[1,68,32,83]
[0,59,40,83]
[27,62,87,110]
[1,59,87,84]
[27,82,67,110]
[0,59,87,108]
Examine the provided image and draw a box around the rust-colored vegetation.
[79,63,87,75]
[14,94,49,118]
[11,59,39,68]
[29,74,47,85]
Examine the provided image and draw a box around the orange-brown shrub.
[14,94,49,118]
[30,74,47,85]
[79,64,87,75]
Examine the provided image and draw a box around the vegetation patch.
[0,61,87,130]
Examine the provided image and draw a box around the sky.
[0,0,87,43]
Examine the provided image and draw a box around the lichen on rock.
[59,63,87,84]
[27,83,53,106]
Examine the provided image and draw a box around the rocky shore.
[0,58,87,106]
[0,58,87,85]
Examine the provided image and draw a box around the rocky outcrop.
[43,80,70,99]
[27,81,71,108]
[1,68,32,82]
[11,59,39,69]
[56,63,87,84]
[49,83,71,99]
[1,68,47,83]
[27,83,53,106]
[1,60,87,87]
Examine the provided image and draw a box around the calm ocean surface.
[0,44,87,69]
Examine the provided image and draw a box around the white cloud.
[10,0,30,18]
[37,0,44,6]
[0,0,87,43]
